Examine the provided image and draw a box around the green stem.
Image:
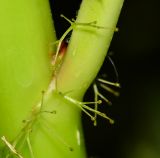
[0,0,55,151]
[57,0,124,99]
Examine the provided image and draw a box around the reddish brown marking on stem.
[59,41,68,57]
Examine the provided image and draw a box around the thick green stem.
[57,0,124,99]
[0,0,55,150]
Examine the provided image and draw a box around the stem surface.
[57,0,124,99]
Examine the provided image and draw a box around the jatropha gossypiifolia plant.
[0,0,124,157]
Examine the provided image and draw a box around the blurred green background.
[50,0,160,157]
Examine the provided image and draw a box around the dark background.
[50,0,160,157]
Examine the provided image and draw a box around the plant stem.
[0,0,55,149]
[57,0,124,99]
